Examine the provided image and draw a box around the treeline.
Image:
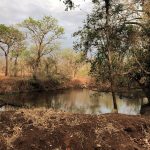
[0,16,89,80]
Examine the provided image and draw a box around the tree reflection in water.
[0,89,142,115]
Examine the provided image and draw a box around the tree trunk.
[72,70,77,79]
[33,67,38,79]
[5,54,8,76]
[33,56,41,79]
[110,74,118,111]
[105,3,118,112]
[133,77,150,104]
[14,57,18,77]
[139,84,150,104]
[108,55,118,112]
[46,64,49,76]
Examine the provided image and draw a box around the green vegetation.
[0,25,25,76]
[20,16,64,79]
[73,0,150,110]
[0,16,88,81]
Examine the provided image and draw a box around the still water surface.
[0,89,142,115]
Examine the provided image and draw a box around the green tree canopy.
[20,16,64,78]
[0,24,24,76]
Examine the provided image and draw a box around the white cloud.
[0,0,92,48]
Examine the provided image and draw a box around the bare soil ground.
[0,109,150,150]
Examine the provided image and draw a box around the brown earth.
[0,109,150,150]
[0,77,91,94]
[0,77,59,94]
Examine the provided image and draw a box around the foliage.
[57,48,85,79]
[73,0,150,109]
[20,16,64,78]
[126,0,150,100]
[0,24,25,76]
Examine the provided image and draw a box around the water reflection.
[0,89,142,115]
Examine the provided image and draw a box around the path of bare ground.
[0,109,150,150]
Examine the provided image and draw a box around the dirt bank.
[0,77,90,94]
[0,78,59,94]
[0,109,150,150]
[0,77,141,95]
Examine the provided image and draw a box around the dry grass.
[1,109,150,150]
[5,126,22,149]
[15,108,69,128]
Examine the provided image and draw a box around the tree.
[74,0,143,111]
[58,49,84,79]
[0,25,24,76]
[63,0,150,106]
[125,0,150,102]
[62,0,145,11]
[43,56,57,77]
[20,16,64,78]
[10,42,26,77]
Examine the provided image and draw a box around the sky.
[0,0,92,48]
